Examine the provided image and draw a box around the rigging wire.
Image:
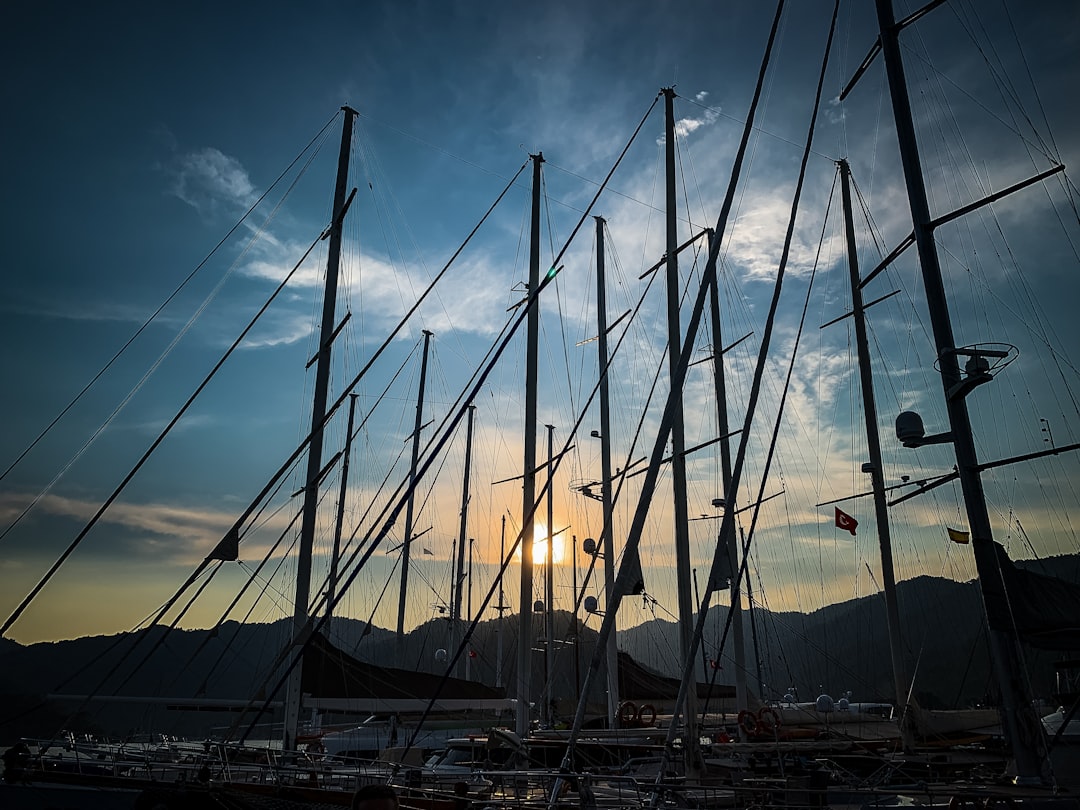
[1,199,345,638]
[233,92,667,744]
[16,158,530,663]
[167,505,304,693]
[0,112,339,491]
[702,158,838,718]
[0,121,337,548]
[555,0,804,788]
[58,476,337,726]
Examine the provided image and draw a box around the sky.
[1,0,1078,666]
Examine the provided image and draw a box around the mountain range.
[2,553,1077,742]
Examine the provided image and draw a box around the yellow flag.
[947,527,970,544]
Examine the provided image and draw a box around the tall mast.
[706,229,746,719]
[466,537,475,680]
[516,152,544,737]
[453,405,477,677]
[742,526,764,699]
[326,392,360,628]
[543,423,556,728]
[496,515,508,689]
[396,329,434,660]
[594,215,619,726]
[572,535,581,696]
[663,87,698,742]
[283,105,356,750]
[874,0,1045,781]
[838,159,913,751]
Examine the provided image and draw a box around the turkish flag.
[835,507,858,536]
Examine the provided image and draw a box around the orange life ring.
[618,701,638,726]
[738,709,758,735]
[636,704,657,726]
[756,706,781,734]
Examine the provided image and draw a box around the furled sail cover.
[301,632,506,699]
[992,543,1080,651]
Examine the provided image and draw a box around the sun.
[515,522,566,564]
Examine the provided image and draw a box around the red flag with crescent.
[835,507,858,536]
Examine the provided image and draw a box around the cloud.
[118,412,219,436]
[239,310,314,349]
[239,238,517,345]
[655,90,720,145]
[169,147,257,216]
[6,491,295,566]
[722,187,839,282]
[8,299,168,325]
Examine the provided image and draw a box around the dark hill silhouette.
[2,553,1077,742]
[619,554,1080,710]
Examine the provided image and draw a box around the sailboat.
[552,1,1080,807]
[0,86,727,806]
[3,2,1079,809]
[0,106,530,808]
[813,0,1080,790]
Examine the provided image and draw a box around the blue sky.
[2,0,1078,648]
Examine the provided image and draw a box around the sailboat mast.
[706,228,746,719]
[516,152,544,737]
[742,526,765,698]
[452,406,476,623]
[453,405,476,676]
[497,514,508,689]
[396,329,434,658]
[326,392,360,627]
[663,87,699,740]
[283,105,356,751]
[874,0,1045,781]
[572,535,581,696]
[594,215,620,726]
[466,537,474,680]
[838,159,912,750]
[543,423,556,728]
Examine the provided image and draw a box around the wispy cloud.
[4,491,294,565]
[240,240,516,344]
[169,147,257,216]
[239,310,315,349]
[723,189,838,282]
[657,90,721,145]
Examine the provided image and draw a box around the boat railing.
[15,740,214,783]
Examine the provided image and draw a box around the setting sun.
[514,522,566,564]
